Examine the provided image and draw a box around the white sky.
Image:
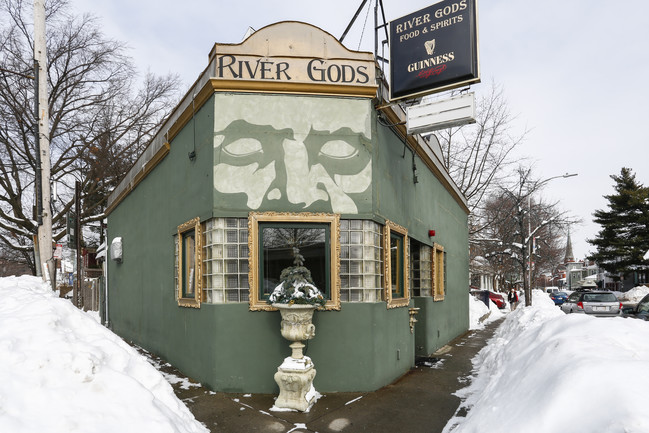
[67,0,649,259]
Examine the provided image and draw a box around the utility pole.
[34,0,54,288]
[74,181,82,308]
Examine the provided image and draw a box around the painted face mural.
[213,95,372,214]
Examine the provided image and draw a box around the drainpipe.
[104,227,110,328]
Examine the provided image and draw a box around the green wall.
[107,91,468,393]
[372,111,470,356]
[108,97,216,362]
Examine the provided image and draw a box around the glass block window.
[339,219,383,302]
[202,218,249,303]
[411,240,432,297]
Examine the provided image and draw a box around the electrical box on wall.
[110,237,123,262]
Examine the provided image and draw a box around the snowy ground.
[0,275,207,433]
[468,292,506,330]
[2,274,648,433]
[449,289,649,433]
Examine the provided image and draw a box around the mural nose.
[282,139,328,206]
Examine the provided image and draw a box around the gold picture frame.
[384,220,410,309]
[248,212,340,311]
[177,217,202,308]
[433,243,445,301]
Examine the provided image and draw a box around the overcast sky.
[68,0,649,260]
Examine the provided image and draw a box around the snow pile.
[0,276,207,433]
[618,285,649,303]
[468,294,505,330]
[445,289,649,433]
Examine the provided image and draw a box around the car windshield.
[582,293,617,303]
[637,300,649,314]
[557,292,567,296]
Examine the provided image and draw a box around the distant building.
[0,256,31,277]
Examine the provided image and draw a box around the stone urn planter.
[268,248,324,412]
[272,303,318,411]
[274,303,317,359]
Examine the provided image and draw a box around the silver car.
[561,291,622,317]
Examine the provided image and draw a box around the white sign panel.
[407,92,475,135]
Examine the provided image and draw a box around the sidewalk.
[151,319,502,433]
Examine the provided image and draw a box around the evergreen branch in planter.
[268,247,326,307]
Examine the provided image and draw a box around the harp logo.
[424,40,436,56]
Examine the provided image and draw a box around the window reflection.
[390,233,403,297]
[183,230,196,297]
[261,224,328,299]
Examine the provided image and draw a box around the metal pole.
[340,0,369,42]
[526,173,578,303]
[75,181,82,308]
[374,0,378,58]
[528,194,531,295]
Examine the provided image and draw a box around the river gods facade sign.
[208,22,377,98]
[389,0,479,101]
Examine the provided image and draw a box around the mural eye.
[224,138,263,156]
[319,140,358,159]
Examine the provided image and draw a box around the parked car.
[622,293,649,321]
[560,291,623,317]
[549,291,568,305]
[488,291,506,309]
[469,290,506,309]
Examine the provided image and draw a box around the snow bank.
[0,276,207,433]
[468,294,505,330]
[618,285,649,303]
[446,289,649,433]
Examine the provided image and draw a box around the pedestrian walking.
[508,288,519,311]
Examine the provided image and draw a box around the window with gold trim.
[176,217,202,308]
[384,220,409,308]
[433,243,445,301]
[248,212,340,311]
[410,240,432,297]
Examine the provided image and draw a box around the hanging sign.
[407,92,475,135]
[389,0,480,101]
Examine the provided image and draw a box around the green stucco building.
[105,22,470,393]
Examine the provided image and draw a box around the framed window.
[248,212,340,311]
[177,217,202,308]
[384,220,409,308]
[433,243,445,301]
[410,240,432,297]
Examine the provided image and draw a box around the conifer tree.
[588,168,649,280]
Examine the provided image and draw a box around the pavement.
[150,319,502,433]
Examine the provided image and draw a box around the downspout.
[104,227,110,328]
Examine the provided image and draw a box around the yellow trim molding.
[248,211,341,312]
[384,220,410,309]
[433,243,445,302]
[177,217,202,308]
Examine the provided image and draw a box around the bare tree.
[473,166,579,306]
[0,0,181,273]
[437,81,528,228]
